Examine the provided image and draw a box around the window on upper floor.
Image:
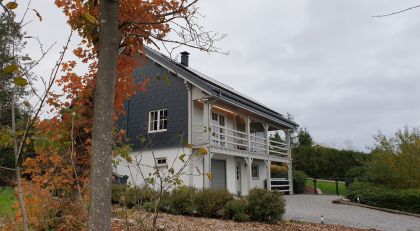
[149,109,168,133]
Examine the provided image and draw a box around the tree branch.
[372,4,420,17]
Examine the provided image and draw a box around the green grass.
[0,187,17,218]
[306,179,347,196]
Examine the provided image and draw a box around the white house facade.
[115,47,298,196]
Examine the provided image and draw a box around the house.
[312,143,336,151]
[115,47,298,196]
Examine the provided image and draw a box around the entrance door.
[236,161,242,196]
[211,159,226,190]
[211,113,226,147]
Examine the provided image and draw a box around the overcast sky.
[15,0,420,151]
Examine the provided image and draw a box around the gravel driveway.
[284,195,420,231]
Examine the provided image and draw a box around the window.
[155,157,167,168]
[251,165,259,179]
[149,109,167,133]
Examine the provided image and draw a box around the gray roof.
[143,46,298,129]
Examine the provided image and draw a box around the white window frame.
[148,109,168,133]
[155,157,168,168]
[251,164,259,180]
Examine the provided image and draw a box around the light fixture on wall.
[213,105,235,114]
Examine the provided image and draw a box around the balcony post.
[286,130,294,194]
[264,123,269,155]
[203,100,211,188]
[246,116,251,151]
[244,157,253,194]
[265,160,271,190]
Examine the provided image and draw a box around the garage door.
[211,159,226,190]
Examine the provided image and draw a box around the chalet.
[115,47,298,195]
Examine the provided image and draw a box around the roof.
[312,143,336,150]
[143,46,298,129]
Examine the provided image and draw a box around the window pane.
[252,165,259,178]
[156,158,167,165]
[219,115,225,126]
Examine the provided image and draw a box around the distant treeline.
[292,146,369,179]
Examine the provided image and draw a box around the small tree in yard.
[1,3,74,230]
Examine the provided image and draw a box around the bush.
[270,164,288,178]
[112,185,157,208]
[293,170,307,194]
[246,188,285,223]
[232,212,250,222]
[344,166,367,187]
[194,189,234,217]
[222,199,248,221]
[347,182,420,214]
[160,186,196,215]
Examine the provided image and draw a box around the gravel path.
[284,195,420,231]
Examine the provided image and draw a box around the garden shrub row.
[112,185,285,223]
[161,187,285,223]
[112,184,158,208]
[347,182,420,214]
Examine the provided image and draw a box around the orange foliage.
[19,0,194,229]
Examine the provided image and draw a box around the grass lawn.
[306,179,348,196]
[0,187,16,218]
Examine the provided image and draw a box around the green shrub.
[347,182,420,213]
[246,188,285,223]
[160,186,196,215]
[194,189,234,217]
[232,212,250,222]
[293,170,307,194]
[111,185,157,208]
[222,199,247,220]
[344,166,367,187]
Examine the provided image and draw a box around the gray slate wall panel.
[122,57,188,150]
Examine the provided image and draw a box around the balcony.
[209,124,289,158]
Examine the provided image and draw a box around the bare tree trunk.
[12,86,29,231]
[88,0,120,230]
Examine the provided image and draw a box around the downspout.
[185,80,193,186]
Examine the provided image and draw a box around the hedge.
[347,182,420,214]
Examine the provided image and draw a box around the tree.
[366,127,420,189]
[297,128,313,147]
[52,0,223,229]
[88,1,119,230]
[1,3,72,230]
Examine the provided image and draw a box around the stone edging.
[333,199,420,219]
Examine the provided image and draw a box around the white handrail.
[212,131,248,142]
[204,123,290,157]
[249,134,266,140]
[211,137,247,148]
[269,139,286,145]
[210,124,247,135]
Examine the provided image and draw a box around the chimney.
[180,51,190,66]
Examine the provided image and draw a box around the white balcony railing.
[210,124,289,158]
